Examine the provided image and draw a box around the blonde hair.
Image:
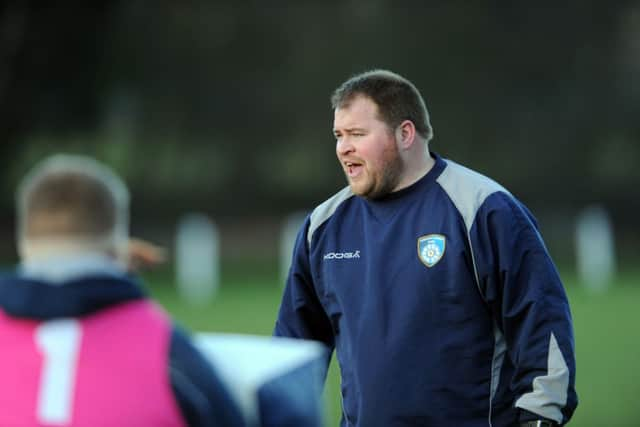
[16,154,129,260]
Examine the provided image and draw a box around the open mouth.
[345,161,363,178]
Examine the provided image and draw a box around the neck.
[19,235,126,266]
[19,251,126,285]
[394,149,435,192]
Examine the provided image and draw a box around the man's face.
[333,96,404,199]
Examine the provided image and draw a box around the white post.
[575,205,616,292]
[175,213,220,303]
[279,212,307,284]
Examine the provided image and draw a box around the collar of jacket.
[0,270,146,320]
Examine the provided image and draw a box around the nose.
[336,136,355,156]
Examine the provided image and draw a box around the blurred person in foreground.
[0,154,244,426]
[274,70,577,427]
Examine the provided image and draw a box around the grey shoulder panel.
[435,159,510,232]
[307,186,354,246]
[436,159,511,300]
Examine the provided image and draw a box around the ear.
[395,120,417,150]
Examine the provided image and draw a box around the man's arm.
[274,217,335,372]
[473,193,578,426]
[169,326,246,427]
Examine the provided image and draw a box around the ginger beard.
[343,136,405,200]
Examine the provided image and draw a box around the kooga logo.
[324,250,361,260]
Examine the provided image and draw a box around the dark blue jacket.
[275,154,577,427]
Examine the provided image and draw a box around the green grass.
[146,269,640,427]
[565,273,640,427]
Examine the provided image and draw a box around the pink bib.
[0,300,186,427]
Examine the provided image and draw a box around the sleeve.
[169,325,246,427]
[472,193,578,425]
[273,217,335,372]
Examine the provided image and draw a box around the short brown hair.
[16,155,129,243]
[331,69,433,141]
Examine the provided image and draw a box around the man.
[274,69,577,427]
[0,154,244,426]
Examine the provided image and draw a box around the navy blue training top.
[275,153,577,427]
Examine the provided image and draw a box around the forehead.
[333,96,382,127]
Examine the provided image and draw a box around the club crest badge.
[417,234,446,268]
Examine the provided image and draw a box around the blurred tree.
[0,0,638,249]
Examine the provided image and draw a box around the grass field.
[146,268,640,427]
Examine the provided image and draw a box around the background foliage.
[1,2,639,265]
[1,3,639,425]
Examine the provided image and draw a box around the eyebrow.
[333,127,366,134]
